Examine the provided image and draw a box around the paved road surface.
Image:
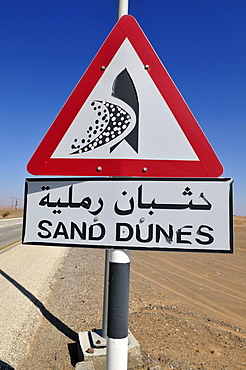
[0,218,22,252]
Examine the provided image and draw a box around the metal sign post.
[97,0,130,345]
[106,250,130,369]
[118,0,129,19]
[106,2,130,369]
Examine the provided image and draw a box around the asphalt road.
[0,217,22,252]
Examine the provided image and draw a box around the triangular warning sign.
[27,15,223,177]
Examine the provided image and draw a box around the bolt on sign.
[22,178,233,252]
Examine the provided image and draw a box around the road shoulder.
[0,243,68,368]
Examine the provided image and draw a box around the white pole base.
[106,336,128,370]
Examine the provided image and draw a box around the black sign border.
[22,177,233,253]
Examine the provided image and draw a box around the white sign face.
[52,40,198,161]
[23,178,233,252]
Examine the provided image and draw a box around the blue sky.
[0,0,245,215]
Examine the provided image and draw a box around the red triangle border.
[27,15,223,178]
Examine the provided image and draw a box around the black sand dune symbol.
[70,68,139,155]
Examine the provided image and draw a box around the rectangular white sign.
[23,178,233,252]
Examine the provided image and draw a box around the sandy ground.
[129,216,246,369]
[1,217,245,369]
[0,208,23,219]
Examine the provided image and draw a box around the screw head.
[101,66,106,70]
[144,65,150,70]
[86,348,94,354]
[142,167,148,173]
[94,217,99,222]
[97,166,102,172]
[140,217,145,222]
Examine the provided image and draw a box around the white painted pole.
[102,0,130,341]
[118,0,129,19]
[106,250,130,370]
[106,3,130,368]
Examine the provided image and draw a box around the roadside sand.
[0,207,23,219]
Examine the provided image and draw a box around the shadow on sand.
[0,360,15,370]
[0,269,79,366]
